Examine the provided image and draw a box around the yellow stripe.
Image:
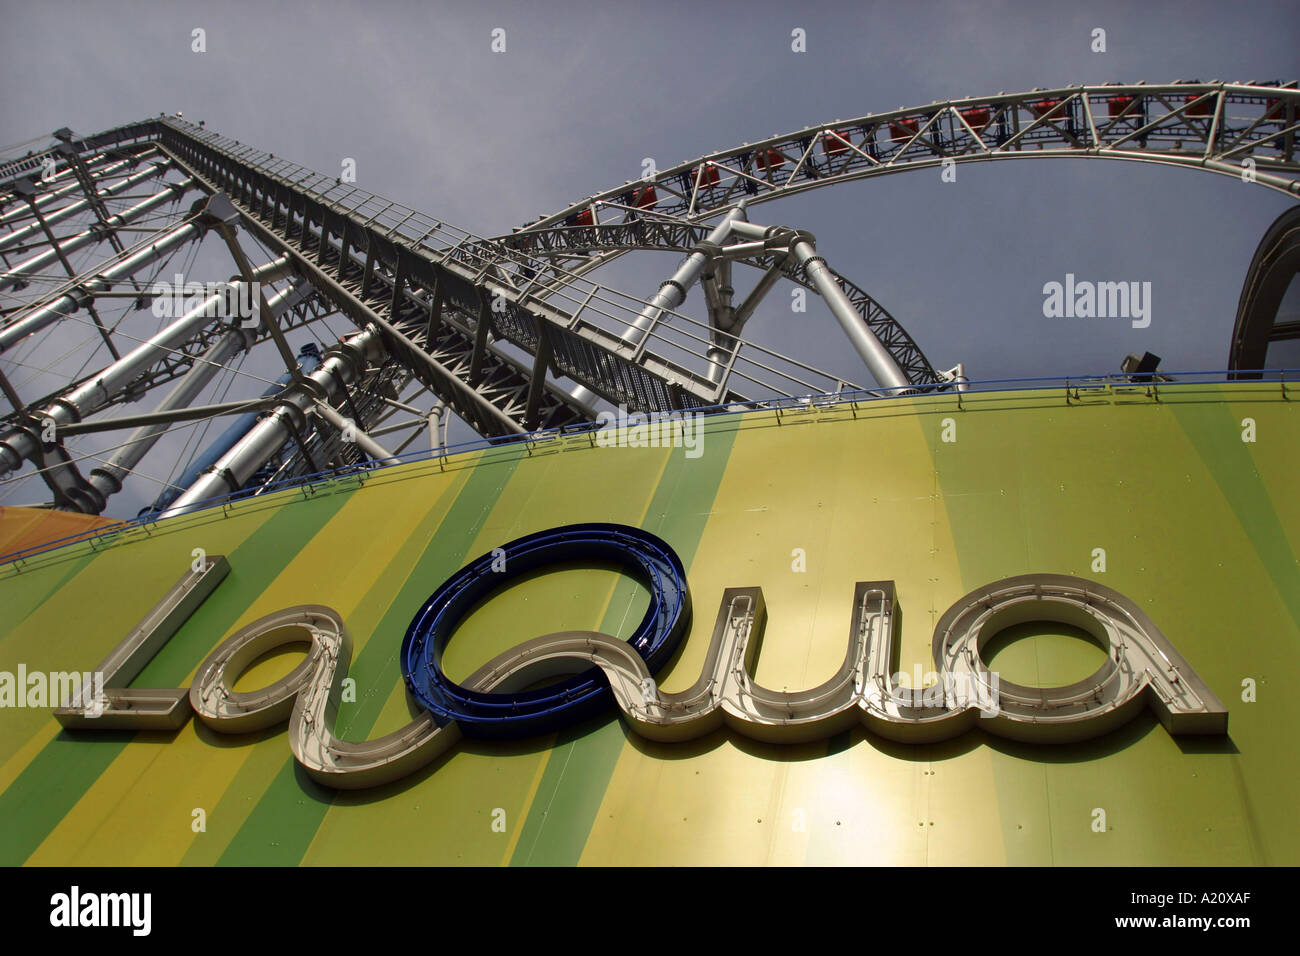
[500,750,553,864]
[300,441,675,865]
[579,403,1006,864]
[0,504,281,774]
[0,723,60,796]
[25,460,475,865]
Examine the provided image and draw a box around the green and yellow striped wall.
[0,381,1296,865]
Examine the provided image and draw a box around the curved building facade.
[0,379,1294,865]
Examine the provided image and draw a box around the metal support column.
[730,220,910,392]
[159,326,386,518]
[621,203,749,349]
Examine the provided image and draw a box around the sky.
[1,0,1297,516]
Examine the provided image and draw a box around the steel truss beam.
[5,79,1291,492]
[0,270,314,512]
[502,83,1300,368]
[144,130,727,427]
[0,287,336,435]
[523,82,1300,239]
[498,219,940,386]
[7,118,848,418]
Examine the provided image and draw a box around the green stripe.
[925,386,1287,865]
[510,418,740,866]
[214,449,523,865]
[0,553,97,642]
[1169,391,1300,628]
[0,491,352,865]
[0,551,107,771]
[0,731,137,865]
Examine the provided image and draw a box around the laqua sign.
[53,523,1227,790]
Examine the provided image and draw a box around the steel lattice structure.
[0,81,1296,519]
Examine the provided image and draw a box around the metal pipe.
[86,328,249,502]
[566,383,596,407]
[705,255,785,387]
[791,239,909,391]
[313,399,400,465]
[730,220,910,391]
[238,253,295,285]
[429,400,448,452]
[159,327,386,518]
[143,340,322,516]
[0,159,171,254]
[620,204,748,349]
[715,257,733,326]
[0,151,129,226]
[0,190,199,353]
[0,272,297,477]
[948,362,970,393]
[711,240,772,260]
[704,343,733,388]
[727,220,779,241]
[731,257,788,327]
[0,177,193,292]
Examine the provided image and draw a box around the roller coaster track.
[516,81,1299,233]
[495,82,1300,382]
[494,218,942,388]
[0,81,1296,514]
